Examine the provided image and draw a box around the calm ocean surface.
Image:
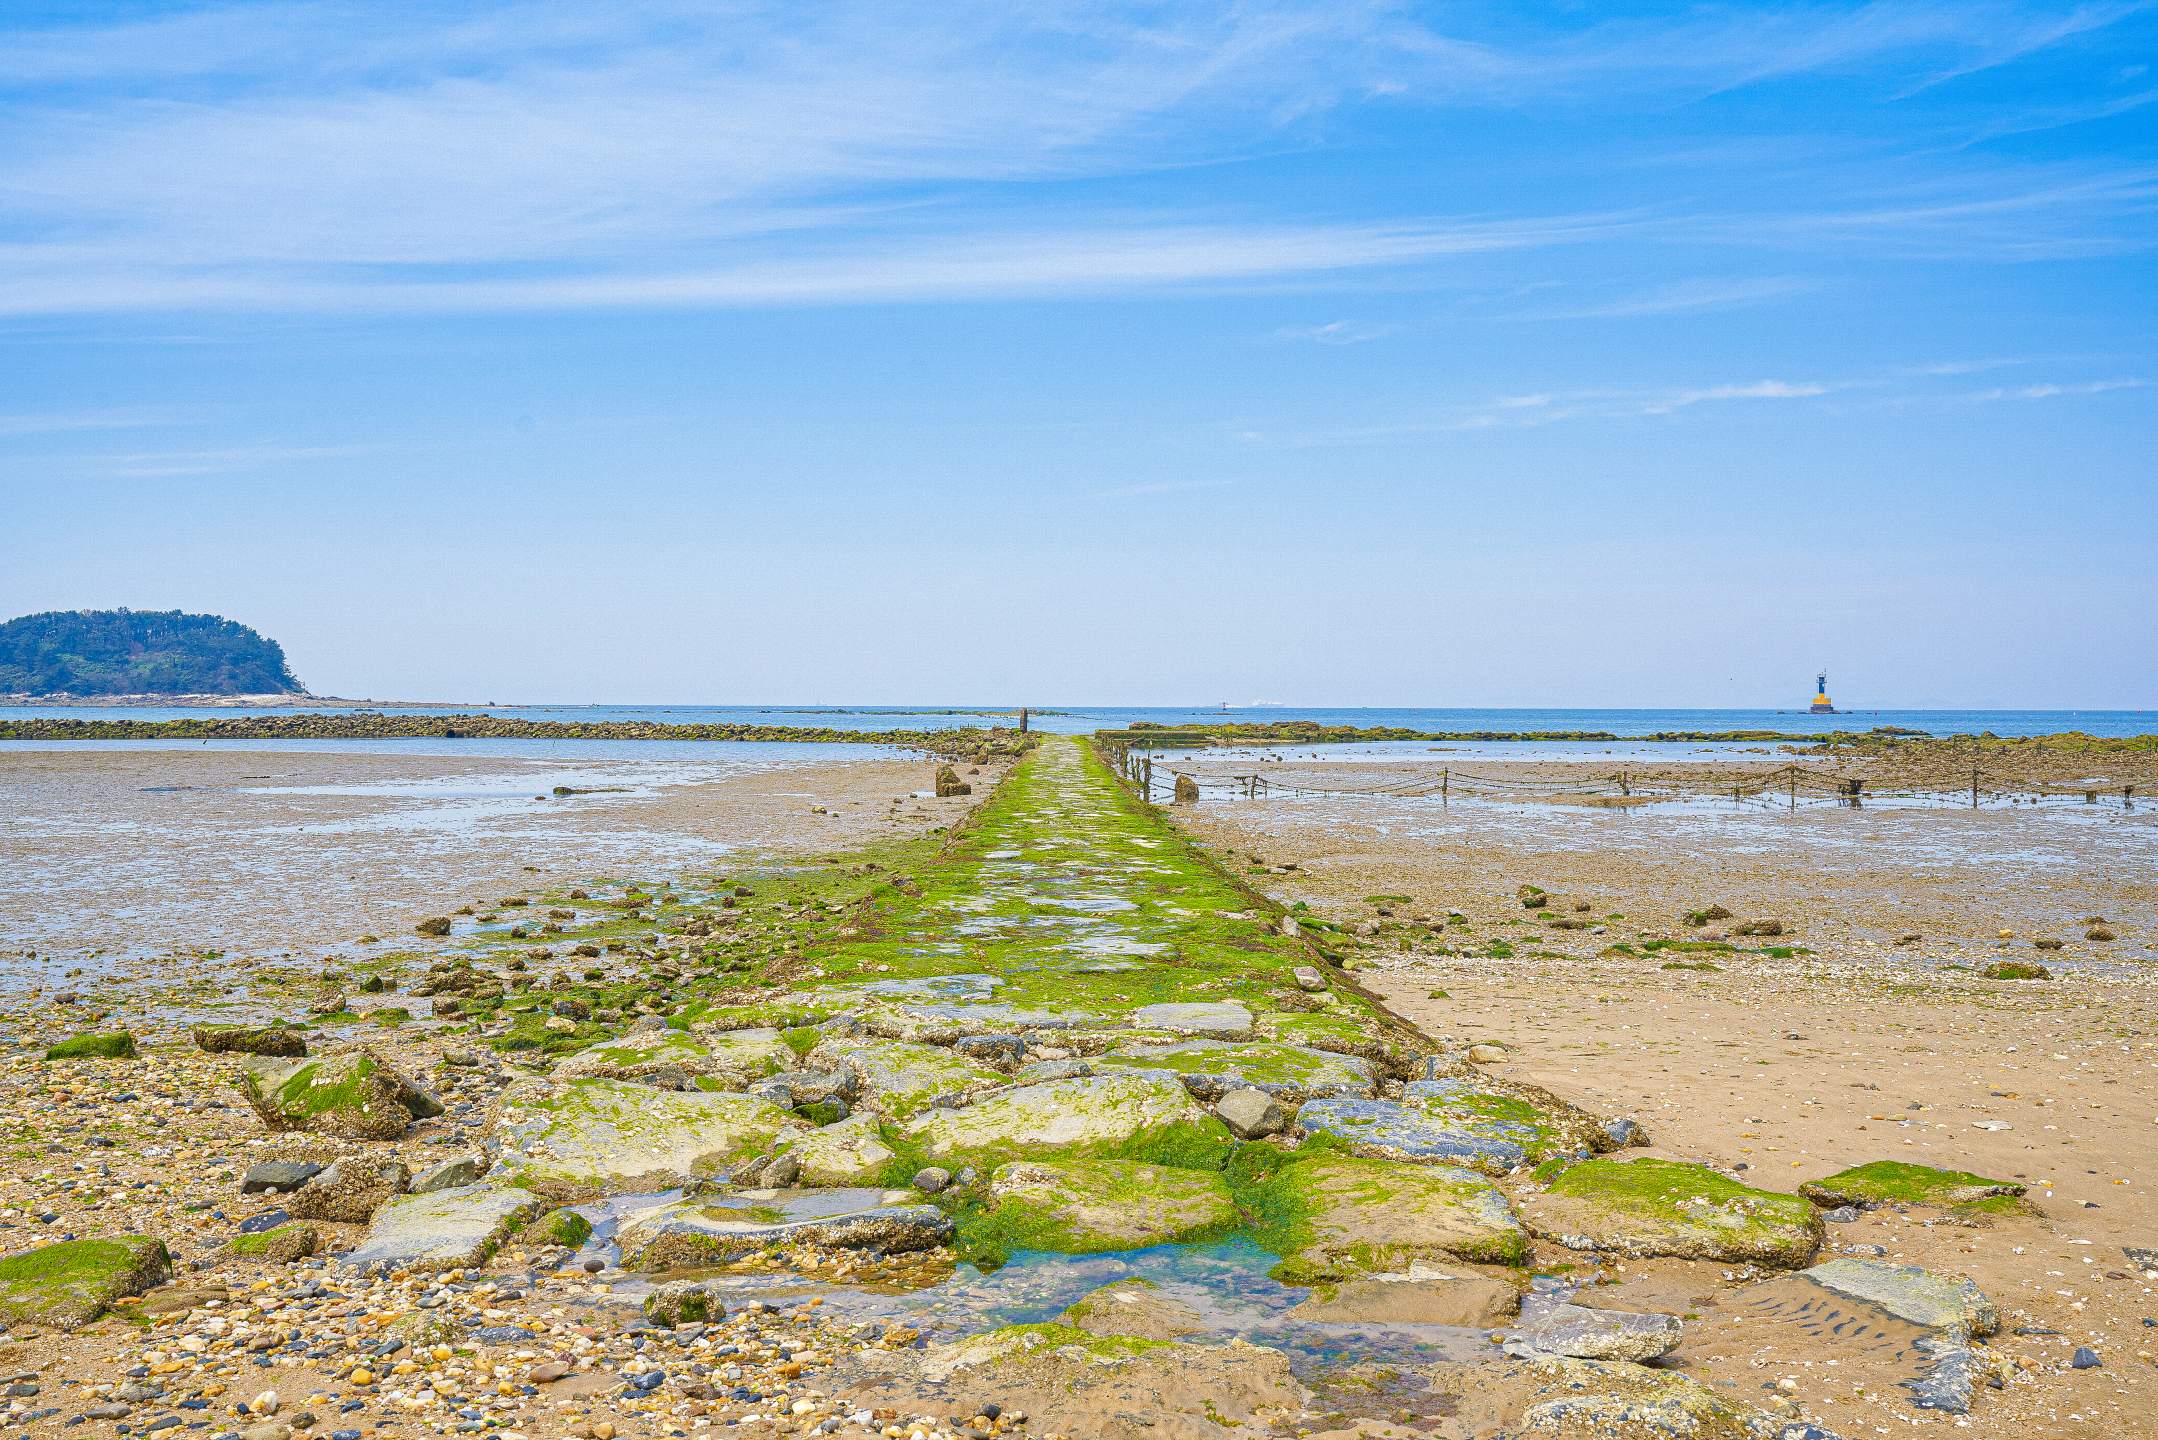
[4,702,2154,740]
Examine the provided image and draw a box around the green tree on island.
[0,608,304,696]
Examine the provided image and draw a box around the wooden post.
[1442,769,1450,807]
[1142,756,1153,801]
[1788,769,1797,811]
[1971,766,1980,810]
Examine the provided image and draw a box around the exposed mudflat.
[0,745,972,969]
[1175,759,2158,1439]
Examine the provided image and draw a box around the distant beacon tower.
[1810,672,1836,714]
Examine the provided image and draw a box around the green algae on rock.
[491,1077,800,1199]
[342,1184,549,1274]
[191,1023,308,1057]
[616,1193,952,1271]
[227,1222,320,1264]
[0,1236,170,1330]
[518,1206,594,1249]
[239,1046,443,1140]
[552,1027,792,1091]
[1800,1160,2028,1212]
[1522,1157,1822,1268]
[963,1158,1239,1263]
[904,1071,1213,1163]
[1252,1149,1528,1282]
[43,1031,137,1060]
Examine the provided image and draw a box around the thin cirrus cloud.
[0,1,2148,315]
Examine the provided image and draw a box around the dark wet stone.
[241,1162,322,1194]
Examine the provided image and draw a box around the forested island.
[0,609,303,697]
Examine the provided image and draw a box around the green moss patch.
[0,1236,170,1330]
[1800,1161,2028,1213]
[43,1031,136,1060]
[1523,1158,1821,1269]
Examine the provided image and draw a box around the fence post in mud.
[1843,778,1864,807]
[1442,769,1449,808]
[1141,756,1153,802]
[1972,767,1980,810]
[1619,771,1630,797]
[1788,769,1797,811]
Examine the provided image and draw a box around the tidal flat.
[0,737,2150,1440]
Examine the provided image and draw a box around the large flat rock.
[617,1190,951,1271]
[341,1185,547,1275]
[1264,1151,1527,1282]
[1094,1039,1376,1102]
[0,1236,170,1331]
[553,1029,791,1090]
[975,1158,1238,1256]
[904,1072,1209,1161]
[490,1078,800,1199]
[777,1112,899,1185]
[809,1035,1004,1119]
[1800,1257,1999,1337]
[241,1047,442,1141]
[1521,1158,1822,1268]
[1295,1095,1531,1174]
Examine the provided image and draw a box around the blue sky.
[3,1,2154,707]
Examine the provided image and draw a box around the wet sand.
[1173,758,2158,1439]
[0,745,975,969]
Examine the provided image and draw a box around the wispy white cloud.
[0,407,197,439]
[1529,276,1820,320]
[94,443,365,477]
[1272,319,1402,345]
[1967,377,2147,399]
[0,1,2147,314]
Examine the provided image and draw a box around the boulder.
[808,1036,1004,1119]
[645,1278,730,1328]
[1507,1358,1773,1437]
[43,1032,136,1061]
[411,1155,487,1194]
[1262,1151,1527,1282]
[973,1158,1237,1257]
[1214,1087,1287,1140]
[193,1025,308,1058]
[228,1222,319,1264]
[341,1185,548,1274]
[616,1192,952,1271]
[1521,1158,1822,1269]
[935,765,972,798]
[1502,1295,1684,1363]
[517,1207,594,1249]
[0,1236,170,1330]
[904,1072,1211,1162]
[489,1077,800,1199]
[1172,774,1199,804]
[240,1161,323,1194]
[287,1158,409,1224]
[773,1112,898,1186]
[1800,1161,2026,1211]
[554,1029,791,1091]
[240,1048,443,1141]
